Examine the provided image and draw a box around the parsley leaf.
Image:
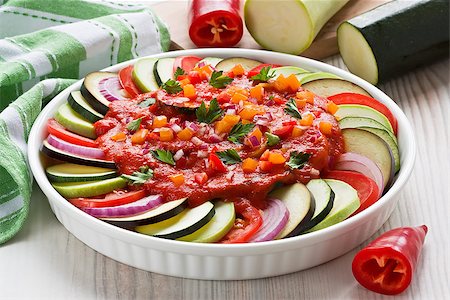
[216,149,242,165]
[284,98,302,119]
[265,132,280,146]
[173,67,185,79]
[161,79,182,94]
[121,166,153,185]
[127,117,142,132]
[286,151,311,169]
[195,98,223,124]
[209,71,233,88]
[250,66,276,82]
[138,98,156,108]
[151,149,175,165]
[228,122,255,144]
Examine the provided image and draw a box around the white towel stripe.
[0,106,27,156]
[0,39,26,60]
[0,195,24,219]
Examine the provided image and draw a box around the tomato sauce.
[95,72,344,208]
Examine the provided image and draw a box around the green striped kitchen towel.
[0,0,170,244]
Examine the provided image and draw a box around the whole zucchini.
[337,0,449,84]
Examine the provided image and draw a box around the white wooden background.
[1,55,448,300]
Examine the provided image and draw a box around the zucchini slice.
[299,72,341,84]
[52,177,127,199]
[46,163,116,183]
[196,57,223,68]
[153,57,175,86]
[302,78,371,98]
[301,179,335,233]
[132,58,159,92]
[68,91,104,123]
[80,72,125,115]
[338,0,449,84]
[136,201,215,240]
[215,57,263,72]
[54,103,96,139]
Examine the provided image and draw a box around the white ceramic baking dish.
[28,49,415,280]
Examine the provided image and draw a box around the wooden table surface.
[1,1,449,299]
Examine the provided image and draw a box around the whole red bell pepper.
[188,0,243,47]
[352,225,428,295]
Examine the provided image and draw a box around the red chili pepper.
[188,0,243,47]
[352,225,428,295]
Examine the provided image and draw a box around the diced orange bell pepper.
[239,106,264,120]
[231,92,248,104]
[179,78,191,87]
[295,98,307,108]
[260,149,270,161]
[169,173,185,187]
[111,132,126,142]
[131,129,148,144]
[153,115,168,128]
[231,64,245,76]
[300,113,314,126]
[159,128,174,142]
[327,101,339,115]
[291,126,303,138]
[319,121,333,136]
[296,91,315,104]
[242,158,258,173]
[250,85,264,103]
[177,128,194,141]
[249,127,262,141]
[286,74,301,92]
[183,84,196,99]
[268,152,286,164]
[216,115,241,134]
[274,74,289,92]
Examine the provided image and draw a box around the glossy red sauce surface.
[95,74,344,208]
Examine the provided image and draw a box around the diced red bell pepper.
[208,153,228,173]
[352,225,428,295]
[247,64,282,78]
[273,125,294,138]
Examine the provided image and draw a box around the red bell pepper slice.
[273,125,294,138]
[328,93,398,135]
[188,0,243,47]
[118,65,142,98]
[324,170,379,215]
[352,225,428,295]
[247,64,282,78]
[220,198,263,243]
[69,190,146,208]
[47,119,97,148]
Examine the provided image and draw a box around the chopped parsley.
[286,151,311,169]
[284,98,302,119]
[195,98,223,124]
[216,149,242,165]
[121,166,153,185]
[228,122,255,144]
[173,67,185,79]
[151,149,175,166]
[161,79,182,94]
[265,132,280,146]
[250,66,276,82]
[127,117,142,132]
[138,98,156,108]
[209,71,233,88]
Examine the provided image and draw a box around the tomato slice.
[173,56,202,74]
[118,65,142,98]
[220,199,263,243]
[324,170,379,215]
[273,125,294,138]
[328,93,398,135]
[69,190,146,208]
[247,63,282,78]
[47,118,97,147]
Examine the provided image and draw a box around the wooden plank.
[150,0,392,59]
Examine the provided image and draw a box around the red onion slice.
[82,195,163,218]
[335,152,384,197]
[47,134,105,159]
[249,198,290,242]
[248,135,260,147]
[99,77,127,101]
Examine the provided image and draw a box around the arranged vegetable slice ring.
[47,134,105,159]
[119,65,142,98]
[248,198,289,242]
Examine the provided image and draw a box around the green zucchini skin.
[341,0,449,83]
